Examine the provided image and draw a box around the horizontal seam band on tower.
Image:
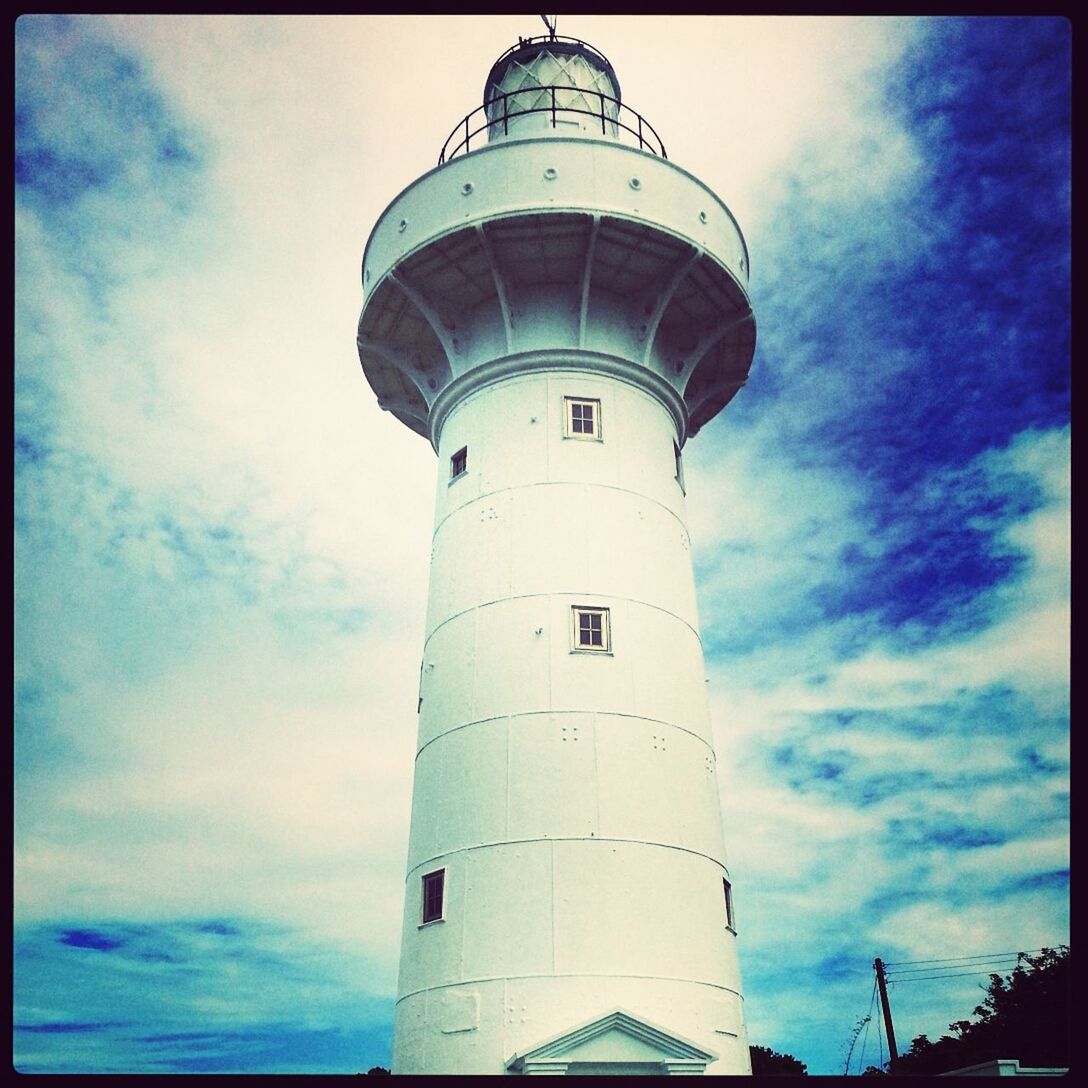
[422,590,702,653]
[394,973,745,1007]
[414,710,715,762]
[430,477,692,547]
[405,835,729,880]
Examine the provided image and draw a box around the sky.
[14,14,1070,1076]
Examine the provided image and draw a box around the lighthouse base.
[392,976,750,1075]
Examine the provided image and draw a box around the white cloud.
[702,427,1069,732]
[881,894,1066,968]
[16,611,420,978]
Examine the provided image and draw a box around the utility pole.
[875,957,900,1072]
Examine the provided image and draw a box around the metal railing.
[438,86,667,164]
[488,34,617,77]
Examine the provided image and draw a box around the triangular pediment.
[507,1009,716,1074]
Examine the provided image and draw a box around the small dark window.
[572,606,610,652]
[422,869,445,924]
[580,611,603,645]
[571,401,593,433]
[565,397,601,439]
[723,878,736,930]
[450,447,467,479]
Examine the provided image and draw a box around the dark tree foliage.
[895,946,1070,1074]
[364,1067,390,1075]
[749,1044,808,1075]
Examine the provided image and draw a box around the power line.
[877,989,885,1073]
[889,967,1031,983]
[856,980,877,1075]
[857,967,888,1074]
[890,955,1021,970]
[886,950,1055,984]
[858,1011,873,1075]
[884,948,1047,967]
[886,959,1022,980]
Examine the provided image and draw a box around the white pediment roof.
[507,1008,717,1071]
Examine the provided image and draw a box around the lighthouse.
[357,26,756,1076]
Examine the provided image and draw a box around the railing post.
[637,113,644,150]
[551,86,557,130]
[600,91,606,135]
[503,92,509,136]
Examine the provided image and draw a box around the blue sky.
[14,15,1069,1075]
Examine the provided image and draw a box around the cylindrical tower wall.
[391,369,747,1074]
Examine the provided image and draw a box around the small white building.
[941,1059,1070,1076]
[357,30,756,1075]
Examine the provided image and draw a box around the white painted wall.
[391,368,748,1074]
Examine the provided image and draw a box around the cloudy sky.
[14,14,1069,1075]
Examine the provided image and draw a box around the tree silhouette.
[749,1044,808,1075]
[895,946,1070,1074]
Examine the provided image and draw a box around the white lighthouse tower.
[358,25,756,1076]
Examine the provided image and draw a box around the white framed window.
[421,868,445,925]
[564,397,601,440]
[450,446,468,480]
[723,877,736,931]
[571,606,610,652]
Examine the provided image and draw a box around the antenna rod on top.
[540,14,557,38]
